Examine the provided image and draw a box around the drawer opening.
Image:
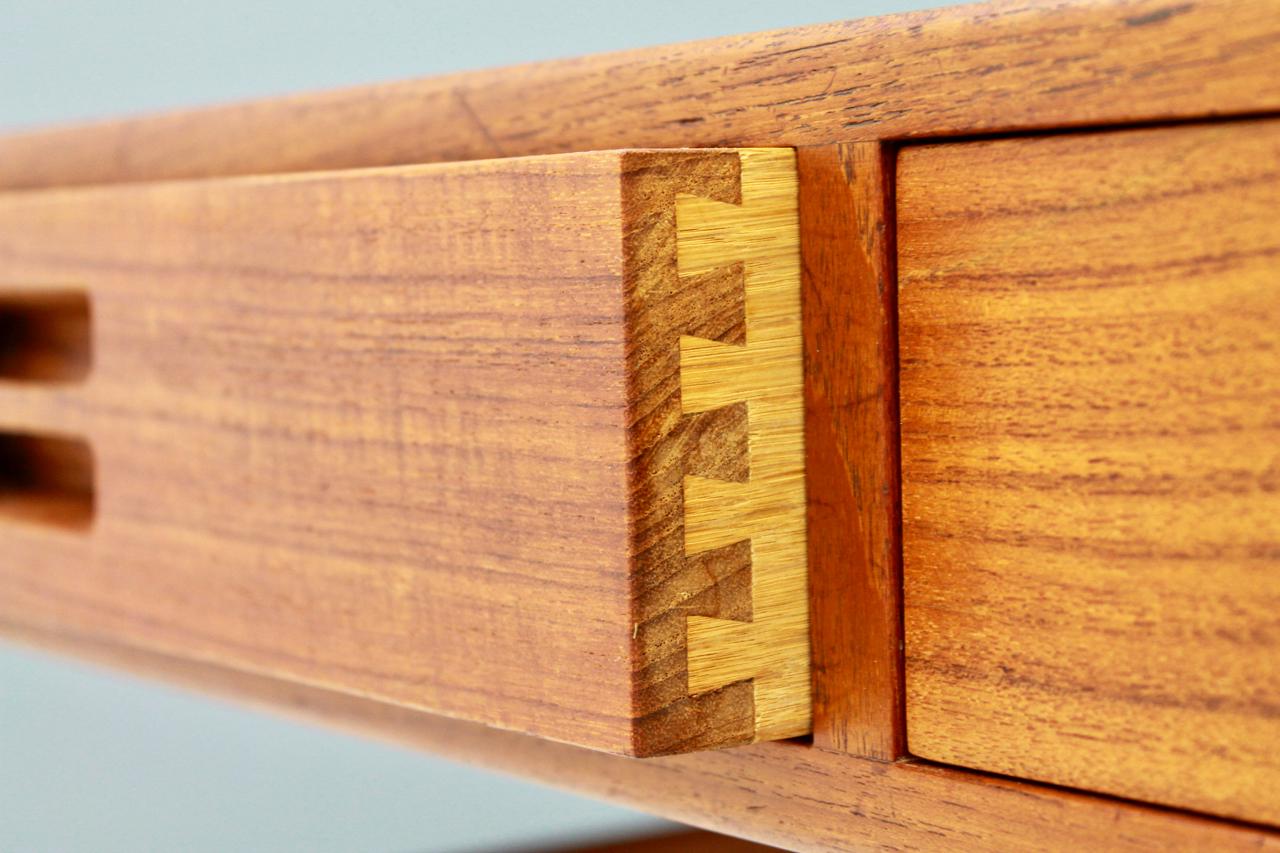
[0,290,91,382]
[0,431,95,530]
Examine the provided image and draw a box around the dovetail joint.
[675,148,810,742]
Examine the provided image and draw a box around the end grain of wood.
[678,149,810,743]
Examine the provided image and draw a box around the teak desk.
[1,0,1278,848]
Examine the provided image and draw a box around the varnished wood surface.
[1,0,1278,190]
[898,120,1280,823]
[798,144,903,759]
[6,623,1279,853]
[0,148,809,756]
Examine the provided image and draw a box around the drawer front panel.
[898,120,1280,822]
[0,148,810,756]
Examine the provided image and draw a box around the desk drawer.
[0,148,810,756]
[899,120,1280,822]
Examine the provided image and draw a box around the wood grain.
[798,144,903,759]
[677,149,809,743]
[0,148,809,757]
[898,120,1280,823]
[1,0,1278,190]
[6,622,1279,853]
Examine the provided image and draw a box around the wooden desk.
[2,0,1278,848]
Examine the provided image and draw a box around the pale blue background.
[0,1,938,850]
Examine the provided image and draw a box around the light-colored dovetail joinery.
[678,151,810,741]
[622,148,809,754]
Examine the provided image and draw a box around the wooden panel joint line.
[676,149,810,741]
